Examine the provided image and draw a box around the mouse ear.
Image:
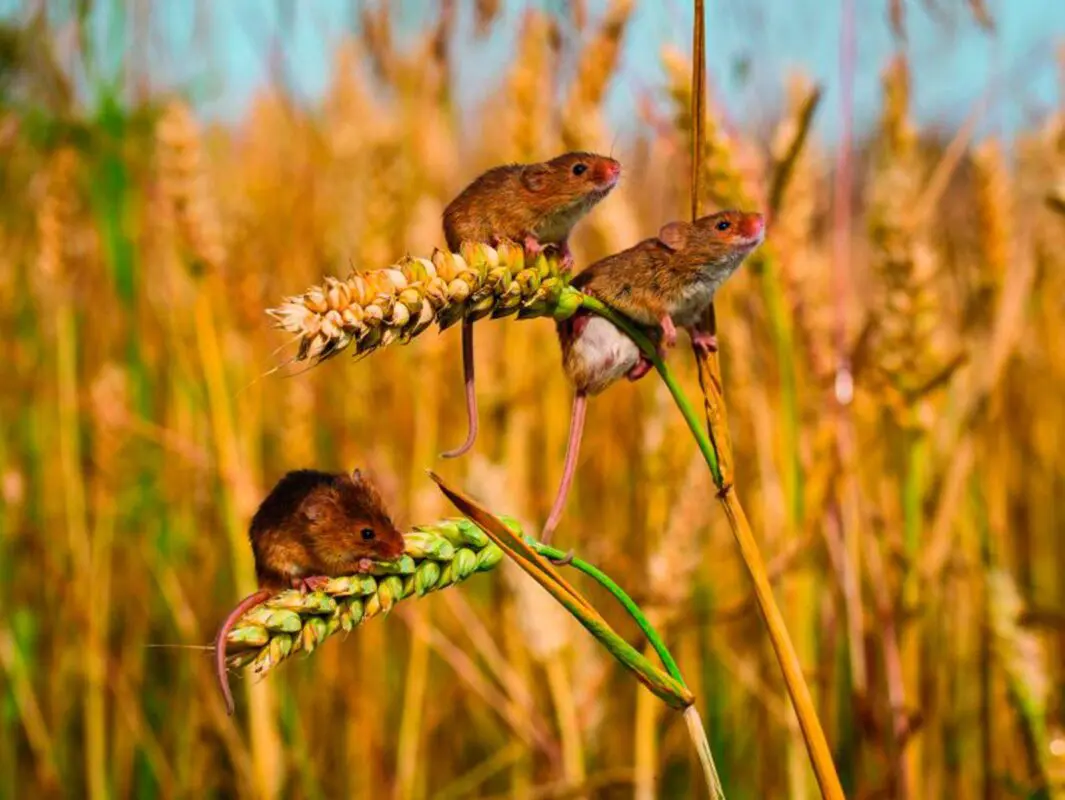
[350,467,363,484]
[520,164,550,192]
[304,496,327,522]
[658,221,690,252]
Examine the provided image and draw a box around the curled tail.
[541,391,587,544]
[441,320,478,459]
[215,588,271,716]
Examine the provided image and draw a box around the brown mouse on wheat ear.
[439,151,621,459]
[214,468,405,715]
[544,210,766,543]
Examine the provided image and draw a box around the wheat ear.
[267,241,579,364]
[221,520,503,678]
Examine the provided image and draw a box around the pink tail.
[215,589,271,716]
[442,321,478,459]
[542,392,587,543]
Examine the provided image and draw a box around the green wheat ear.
[266,240,582,365]
[222,519,503,677]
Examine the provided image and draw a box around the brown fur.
[442,151,620,250]
[439,151,620,461]
[571,210,765,328]
[216,468,405,715]
[249,469,405,589]
[542,210,765,543]
[566,236,677,326]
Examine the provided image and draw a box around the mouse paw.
[523,235,545,260]
[293,575,330,594]
[688,327,718,354]
[354,558,375,574]
[627,356,653,382]
[558,240,574,272]
[658,315,678,349]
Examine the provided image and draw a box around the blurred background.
[1,0,1064,798]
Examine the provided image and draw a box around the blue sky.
[7,1,1064,142]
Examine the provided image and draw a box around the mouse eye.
[360,527,375,541]
[715,220,731,232]
[572,163,588,176]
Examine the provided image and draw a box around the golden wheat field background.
[2,0,1065,797]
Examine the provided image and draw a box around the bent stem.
[429,475,729,798]
[530,542,682,683]
[530,540,724,799]
[578,297,722,485]
[578,296,844,800]
[429,474,692,709]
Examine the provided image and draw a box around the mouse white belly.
[670,279,717,327]
[669,254,748,327]
[563,316,641,395]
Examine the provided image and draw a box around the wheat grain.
[970,138,1012,331]
[986,568,1060,797]
[867,56,950,405]
[769,75,835,382]
[507,10,556,160]
[156,100,227,273]
[267,241,578,365]
[222,520,503,678]
[564,0,633,119]
[661,45,756,210]
[35,147,78,283]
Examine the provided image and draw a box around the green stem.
[431,476,694,710]
[576,297,723,486]
[575,294,844,799]
[530,541,684,685]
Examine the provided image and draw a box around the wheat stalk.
[267,241,580,364]
[506,10,556,160]
[867,55,954,405]
[661,45,757,211]
[986,568,1063,799]
[561,0,633,151]
[972,139,1011,285]
[35,147,79,283]
[156,100,227,273]
[222,519,503,678]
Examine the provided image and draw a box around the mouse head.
[659,210,765,254]
[520,151,622,218]
[302,469,406,560]
[658,210,765,276]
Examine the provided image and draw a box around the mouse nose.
[598,159,621,185]
[741,213,765,240]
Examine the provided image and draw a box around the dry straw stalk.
[267,235,835,800]
[685,2,842,796]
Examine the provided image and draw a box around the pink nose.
[742,213,765,238]
[599,160,621,183]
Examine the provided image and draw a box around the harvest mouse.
[440,151,621,459]
[214,468,405,715]
[542,210,765,542]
